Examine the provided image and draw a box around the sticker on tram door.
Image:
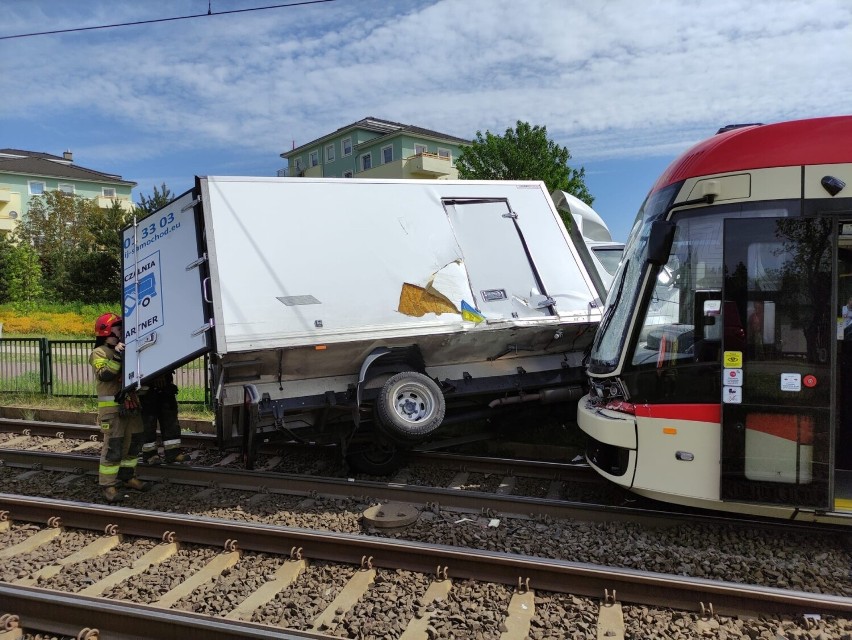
[723,351,743,368]
[723,386,742,403]
[723,368,743,387]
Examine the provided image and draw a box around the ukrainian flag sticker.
[461,300,485,324]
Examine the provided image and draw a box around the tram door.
[837,222,852,472]
[720,217,832,509]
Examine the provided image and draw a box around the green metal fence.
[0,338,210,407]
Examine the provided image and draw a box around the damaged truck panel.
[122,176,605,473]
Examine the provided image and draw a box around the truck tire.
[375,371,446,442]
[346,436,406,475]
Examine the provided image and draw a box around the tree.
[14,191,101,300]
[135,182,174,217]
[12,191,131,303]
[67,198,131,302]
[15,190,98,256]
[456,121,593,216]
[0,234,43,305]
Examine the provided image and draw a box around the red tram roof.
[652,115,852,193]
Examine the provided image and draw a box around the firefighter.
[88,313,149,502]
[140,371,186,464]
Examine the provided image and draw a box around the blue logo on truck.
[123,251,164,343]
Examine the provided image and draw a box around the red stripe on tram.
[633,404,721,423]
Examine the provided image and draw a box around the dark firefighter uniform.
[88,313,147,501]
[140,372,185,464]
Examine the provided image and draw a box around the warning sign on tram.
[780,373,801,392]
[723,368,743,387]
[723,386,742,404]
[723,351,743,368]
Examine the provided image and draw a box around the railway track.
[1,416,850,637]
[1,496,850,639]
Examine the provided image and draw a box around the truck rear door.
[443,198,554,319]
[121,189,210,390]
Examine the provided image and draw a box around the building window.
[29,181,46,195]
[382,145,393,164]
[437,148,450,159]
[58,183,75,195]
[326,144,335,163]
[343,171,353,178]
[102,187,116,197]
[309,151,319,167]
[415,144,427,155]
[342,137,352,156]
[361,153,372,171]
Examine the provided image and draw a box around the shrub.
[0,301,117,338]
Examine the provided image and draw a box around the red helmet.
[94,312,122,337]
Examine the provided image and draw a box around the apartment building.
[0,148,136,237]
[280,117,469,180]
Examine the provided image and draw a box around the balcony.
[97,196,134,211]
[407,152,454,178]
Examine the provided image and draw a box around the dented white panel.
[197,177,600,354]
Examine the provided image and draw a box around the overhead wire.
[0,0,337,41]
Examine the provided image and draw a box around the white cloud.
[3,0,851,169]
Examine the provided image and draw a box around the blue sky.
[3,0,851,242]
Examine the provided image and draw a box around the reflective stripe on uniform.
[120,457,139,469]
[163,439,182,449]
[98,395,118,408]
[93,358,121,373]
[141,443,158,453]
[99,463,120,476]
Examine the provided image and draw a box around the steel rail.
[1,494,849,618]
[0,417,590,478]
[0,417,594,479]
[0,583,331,639]
[0,447,739,527]
[408,450,597,480]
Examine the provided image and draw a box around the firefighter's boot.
[125,478,151,492]
[103,486,124,503]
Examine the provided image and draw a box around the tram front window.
[631,215,724,368]
[588,184,679,374]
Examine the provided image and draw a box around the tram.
[577,116,852,524]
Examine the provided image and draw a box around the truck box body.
[121,177,602,469]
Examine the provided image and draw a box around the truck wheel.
[346,437,406,475]
[376,371,446,442]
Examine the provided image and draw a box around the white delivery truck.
[121,177,602,472]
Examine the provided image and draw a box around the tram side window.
[743,241,784,359]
